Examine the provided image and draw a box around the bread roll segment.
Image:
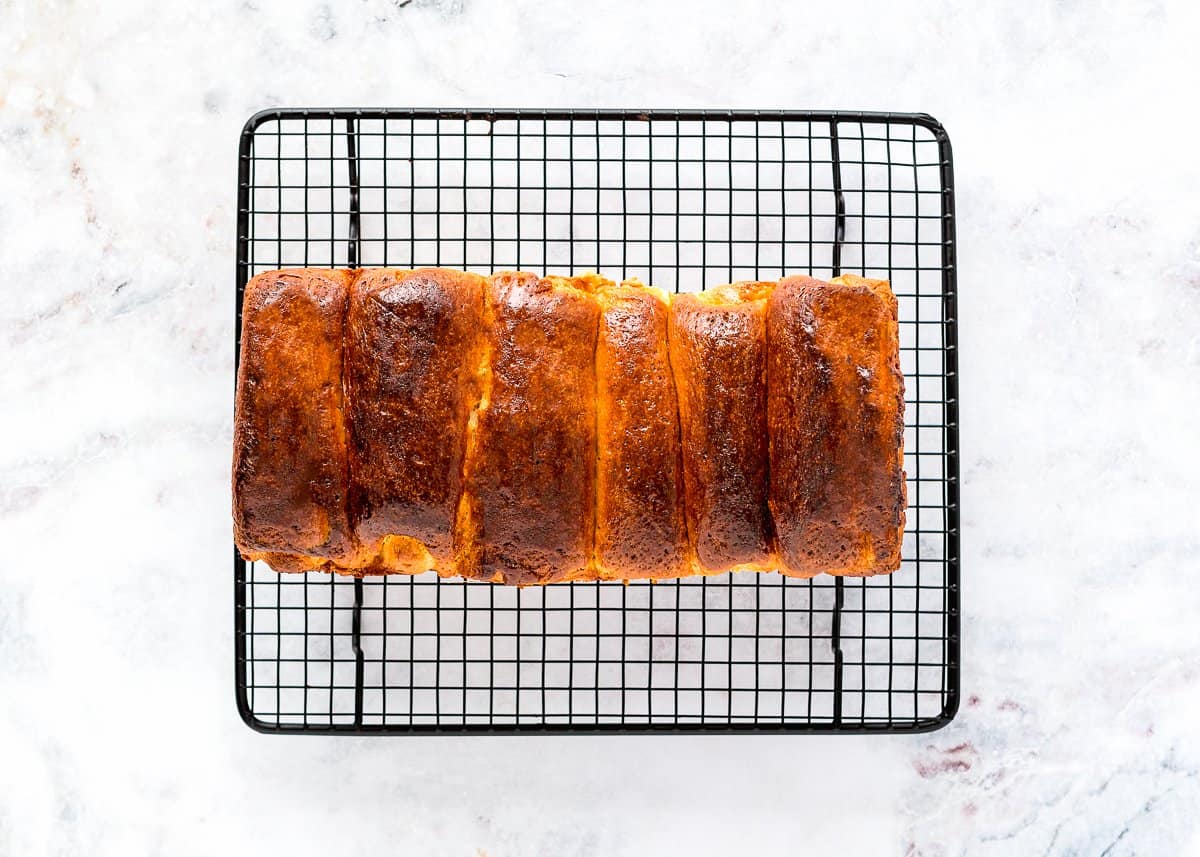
[669,283,777,575]
[232,269,357,570]
[595,281,690,580]
[766,274,906,577]
[344,268,487,574]
[456,272,603,584]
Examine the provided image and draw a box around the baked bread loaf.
[232,269,357,572]
[767,275,906,576]
[595,281,690,579]
[232,268,906,582]
[669,283,776,574]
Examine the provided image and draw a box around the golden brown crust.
[767,274,905,577]
[234,267,907,582]
[595,282,690,579]
[456,272,601,584]
[344,268,487,570]
[232,269,357,567]
[253,551,331,574]
[669,283,776,574]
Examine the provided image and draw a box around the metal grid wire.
[234,109,959,734]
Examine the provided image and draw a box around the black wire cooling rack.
[234,108,960,734]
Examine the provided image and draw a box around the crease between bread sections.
[232,268,906,585]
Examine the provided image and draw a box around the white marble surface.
[3,0,1200,854]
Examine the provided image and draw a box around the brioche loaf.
[232,268,906,582]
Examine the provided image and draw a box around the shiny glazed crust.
[232,269,357,568]
[767,275,906,576]
[668,283,776,574]
[455,272,601,584]
[595,282,690,579]
[233,269,907,582]
[345,268,487,570]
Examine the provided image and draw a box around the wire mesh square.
[234,109,960,734]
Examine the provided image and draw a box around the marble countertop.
[3,1,1199,854]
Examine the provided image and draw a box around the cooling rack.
[234,108,959,734]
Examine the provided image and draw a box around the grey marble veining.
[2,1,1199,854]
